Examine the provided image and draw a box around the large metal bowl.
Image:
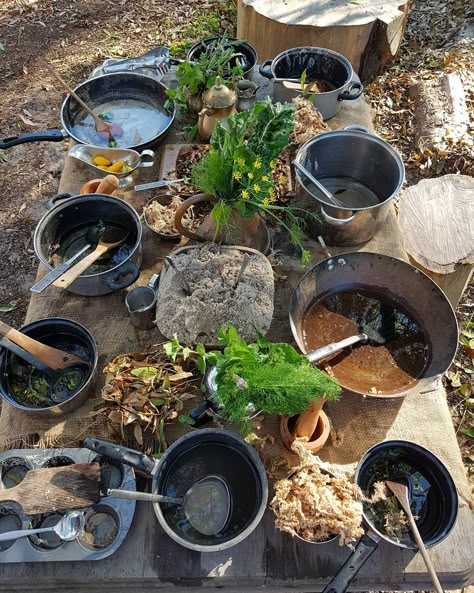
[289,252,458,398]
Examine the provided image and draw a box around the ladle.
[293,160,347,208]
[386,479,443,593]
[53,227,129,289]
[0,511,85,543]
[31,221,106,293]
[0,320,86,371]
[108,475,231,536]
[40,59,123,140]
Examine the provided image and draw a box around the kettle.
[197,76,237,141]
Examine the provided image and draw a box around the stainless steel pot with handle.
[294,126,405,246]
[259,47,363,120]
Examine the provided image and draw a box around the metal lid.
[202,76,236,108]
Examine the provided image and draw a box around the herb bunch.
[191,98,318,265]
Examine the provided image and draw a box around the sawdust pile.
[291,97,329,146]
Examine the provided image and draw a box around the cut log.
[237,0,410,80]
[398,174,474,307]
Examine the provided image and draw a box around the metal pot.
[0,73,175,151]
[259,47,363,120]
[34,194,142,296]
[187,37,257,79]
[83,429,268,552]
[295,126,405,246]
[321,440,458,593]
[0,318,98,416]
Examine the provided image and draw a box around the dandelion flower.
[254,157,262,169]
[241,189,250,200]
[253,183,261,192]
[233,170,242,180]
[262,175,270,182]
[247,172,254,180]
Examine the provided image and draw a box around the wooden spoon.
[0,320,86,371]
[386,479,444,593]
[0,463,100,515]
[53,227,129,289]
[40,59,123,139]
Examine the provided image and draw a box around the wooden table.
[0,70,472,592]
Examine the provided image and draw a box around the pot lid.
[202,76,236,108]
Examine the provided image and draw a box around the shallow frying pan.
[0,72,175,152]
[321,440,458,593]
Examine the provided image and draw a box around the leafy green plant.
[206,326,341,433]
[191,98,318,265]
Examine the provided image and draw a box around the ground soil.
[0,0,472,487]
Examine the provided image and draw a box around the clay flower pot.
[280,409,331,453]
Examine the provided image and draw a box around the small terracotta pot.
[280,409,331,453]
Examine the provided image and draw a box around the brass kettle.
[197,77,237,141]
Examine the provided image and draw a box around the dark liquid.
[161,443,261,546]
[303,290,428,394]
[0,514,22,551]
[80,509,119,550]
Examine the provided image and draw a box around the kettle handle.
[174,193,217,242]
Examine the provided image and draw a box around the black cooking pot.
[34,194,142,296]
[187,37,257,78]
[0,72,175,151]
[321,440,458,593]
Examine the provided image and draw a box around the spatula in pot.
[52,227,129,289]
[0,463,101,515]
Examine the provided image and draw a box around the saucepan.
[321,440,458,593]
[0,72,175,151]
[83,429,268,552]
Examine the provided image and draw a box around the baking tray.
[0,447,136,563]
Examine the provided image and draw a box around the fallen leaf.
[19,113,37,127]
[0,305,15,312]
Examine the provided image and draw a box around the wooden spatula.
[0,463,101,515]
[386,479,444,593]
[0,320,86,371]
[53,227,129,289]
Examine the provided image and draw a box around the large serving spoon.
[53,227,129,289]
[293,160,347,208]
[386,479,443,593]
[108,475,231,536]
[0,320,86,370]
[40,59,123,140]
[0,511,84,543]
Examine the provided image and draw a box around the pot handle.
[174,193,216,242]
[344,125,374,134]
[189,399,219,427]
[321,531,380,593]
[320,205,356,225]
[138,149,155,168]
[47,193,74,209]
[0,129,66,149]
[82,437,157,475]
[258,59,273,79]
[105,261,140,291]
[338,81,363,102]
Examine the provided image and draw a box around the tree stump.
[237,0,410,80]
[398,175,474,307]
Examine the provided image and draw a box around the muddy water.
[303,290,429,394]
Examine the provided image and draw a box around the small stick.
[165,256,192,296]
[317,235,332,258]
[234,254,250,288]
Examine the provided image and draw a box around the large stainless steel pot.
[259,47,362,120]
[34,194,142,296]
[295,126,405,246]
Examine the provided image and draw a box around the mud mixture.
[156,245,274,345]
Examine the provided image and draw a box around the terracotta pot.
[174,193,271,254]
[280,409,331,453]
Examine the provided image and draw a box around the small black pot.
[321,440,458,593]
[0,318,98,416]
[34,193,142,296]
[187,37,257,79]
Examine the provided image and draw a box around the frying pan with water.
[0,72,175,151]
[321,440,458,593]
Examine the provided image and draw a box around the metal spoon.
[293,160,347,208]
[0,511,84,543]
[108,475,231,536]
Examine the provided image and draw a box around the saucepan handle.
[338,81,363,101]
[82,437,157,475]
[344,125,374,135]
[138,149,155,168]
[320,205,356,225]
[321,532,380,593]
[258,59,273,79]
[105,261,140,290]
[47,193,74,210]
[0,129,66,149]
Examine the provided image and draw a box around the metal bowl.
[0,318,98,416]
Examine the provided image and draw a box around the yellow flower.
[278,174,287,186]
[269,187,275,197]
[247,172,254,180]
[262,198,270,206]
[262,175,269,182]
[237,158,245,167]
[233,170,242,180]
[253,183,261,192]
[270,160,276,169]
[241,189,250,200]
[269,195,277,203]
[254,158,262,169]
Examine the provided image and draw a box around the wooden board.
[237,0,410,79]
